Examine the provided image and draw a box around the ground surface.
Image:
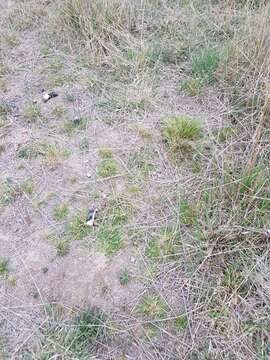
[0,1,269,359]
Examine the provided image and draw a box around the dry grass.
[0,0,269,358]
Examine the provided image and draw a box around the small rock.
[87,172,92,178]
[42,89,58,103]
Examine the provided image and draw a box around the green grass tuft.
[191,48,219,84]
[34,307,105,357]
[53,204,69,221]
[17,145,38,159]
[137,295,168,319]
[105,196,132,226]
[119,268,130,285]
[0,258,9,277]
[52,105,68,119]
[179,199,197,226]
[181,78,204,96]
[163,116,203,156]
[62,117,88,135]
[69,211,91,240]
[97,226,122,255]
[0,62,9,77]
[23,103,42,123]
[38,142,71,166]
[127,147,155,179]
[216,126,235,143]
[79,138,89,151]
[55,238,70,256]
[145,239,160,259]
[145,228,181,260]
[0,179,19,206]
[21,180,35,195]
[98,148,113,159]
[0,99,14,117]
[175,314,188,330]
[97,159,118,178]
[73,309,105,346]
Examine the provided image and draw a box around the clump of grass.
[128,184,141,194]
[142,323,159,339]
[191,153,202,173]
[72,308,105,348]
[69,211,91,240]
[145,239,160,259]
[127,147,155,178]
[97,226,122,255]
[181,78,204,96]
[4,31,21,48]
[97,159,118,178]
[0,62,10,77]
[0,258,9,277]
[57,0,141,54]
[179,199,198,226]
[23,103,42,123]
[175,314,188,331]
[137,295,168,319]
[21,180,35,195]
[119,268,130,285]
[48,233,70,256]
[221,264,249,296]
[79,138,89,151]
[97,149,118,177]
[17,144,38,159]
[132,124,152,140]
[239,167,263,194]
[4,3,45,31]
[45,73,74,88]
[0,179,19,206]
[55,238,70,256]
[17,142,70,165]
[62,117,88,135]
[105,196,132,226]
[65,92,76,102]
[216,127,235,143]
[34,307,105,358]
[52,105,68,119]
[145,228,181,260]
[0,78,7,93]
[7,276,17,287]
[181,46,221,95]
[42,57,63,74]
[163,116,203,156]
[0,99,15,117]
[98,148,113,159]
[191,48,220,84]
[53,204,69,221]
[38,142,70,166]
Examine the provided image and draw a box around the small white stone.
[86,172,91,178]
[42,93,50,101]
[130,256,135,263]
